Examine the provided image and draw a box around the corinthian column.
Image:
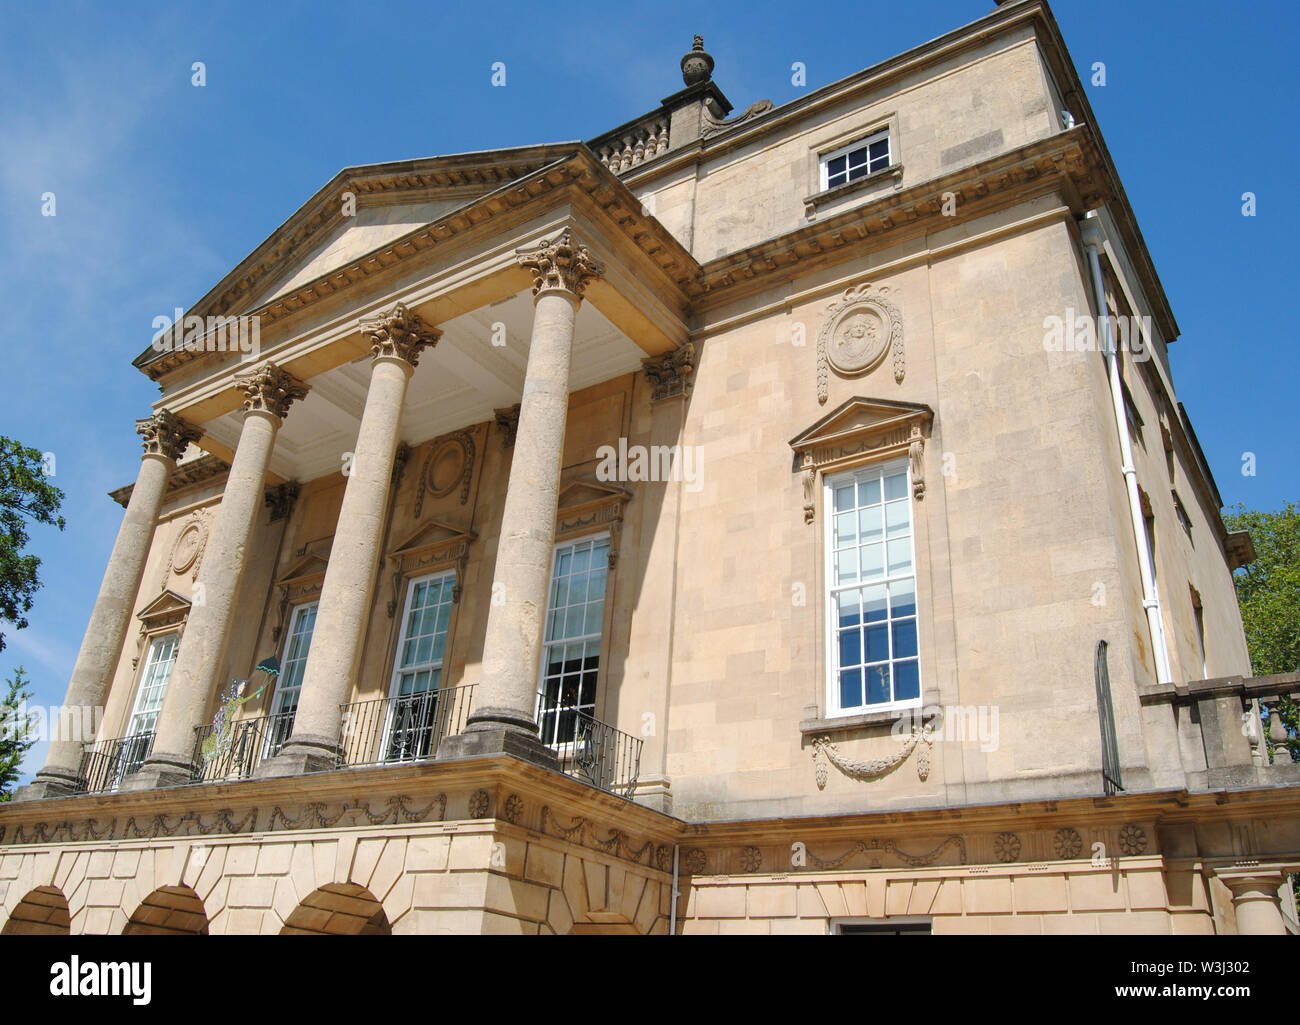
[441,228,604,768]
[14,412,200,800]
[260,303,439,776]
[126,364,307,789]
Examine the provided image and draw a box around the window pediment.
[386,518,477,612]
[273,542,332,642]
[790,397,933,522]
[136,590,192,631]
[557,477,632,567]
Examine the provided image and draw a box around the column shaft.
[441,229,602,769]
[263,359,412,772]
[19,457,172,795]
[471,289,576,733]
[128,410,281,786]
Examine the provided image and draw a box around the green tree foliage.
[0,666,34,800]
[0,436,65,652]
[1224,502,1300,761]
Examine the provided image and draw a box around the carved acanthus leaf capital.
[136,410,202,461]
[235,363,309,420]
[516,229,605,301]
[360,302,441,368]
[494,404,521,448]
[641,342,696,401]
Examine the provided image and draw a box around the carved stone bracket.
[494,405,521,448]
[790,397,934,522]
[641,342,696,401]
[235,363,309,420]
[816,283,905,404]
[264,481,300,522]
[516,228,605,300]
[556,478,632,568]
[359,301,441,368]
[136,409,202,461]
[392,442,411,488]
[386,519,477,612]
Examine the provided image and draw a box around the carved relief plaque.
[817,284,905,404]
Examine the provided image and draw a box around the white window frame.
[126,632,179,737]
[383,569,457,762]
[819,128,891,192]
[536,531,611,752]
[823,458,922,718]
[272,601,318,718]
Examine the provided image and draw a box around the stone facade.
[5,0,1298,935]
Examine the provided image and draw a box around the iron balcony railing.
[76,732,154,795]
[335,685,641,799]
[338,685,476,768]
[191,711,295,783]
[555,711,642,798]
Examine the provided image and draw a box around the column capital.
[235,363,309,420]
[516,228,605,302]
[360,301,441,368]
[641,342,696,401]
[136,409,202,461]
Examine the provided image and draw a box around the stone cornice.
[0,755,683,855]
[609,1,1176,344]
[110,451,231,508]
[695,128,1111,311]
[134,144,580,375]
[682,785,1300,848]
[135,149,704,386]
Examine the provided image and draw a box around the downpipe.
[1081,212,1173,685]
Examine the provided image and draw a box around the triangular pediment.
[789,397,933,453]
[389,518,477,561]
[557,478,632,513]
[277,550,331,587]
[135,144,582,367]
[137,589,191,626]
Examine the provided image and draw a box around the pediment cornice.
[135,147,704,384]
[791,397,934,523]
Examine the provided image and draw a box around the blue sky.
[2,0,1296,782]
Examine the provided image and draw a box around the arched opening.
[1,886,71,935]
[281,883,391,935]
[123,885,209,935]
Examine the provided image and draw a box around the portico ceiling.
[200,288,645,483]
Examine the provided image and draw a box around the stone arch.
[123,885,209,935]
[1,885,71,935]
[281,883,392,935]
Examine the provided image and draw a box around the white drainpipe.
[1080,212,1173,685]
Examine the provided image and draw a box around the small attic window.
[821,129,891,191]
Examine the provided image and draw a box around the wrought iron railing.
[338,685,476,768]
[555,711,642,799]
[190,711,295,783]
[76,732,154,794]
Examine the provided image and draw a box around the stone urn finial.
[681,35,714,86]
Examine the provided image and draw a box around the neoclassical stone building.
[3,0,1298,936]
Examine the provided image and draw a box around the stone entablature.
[3,766,1296,934]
